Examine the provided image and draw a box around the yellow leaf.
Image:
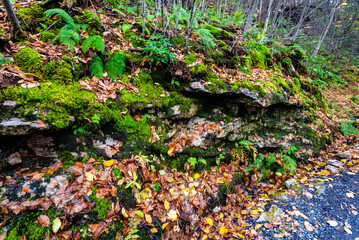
[150,228,158,233]
[205,218,213,226]
[250,209,260,215]
[167,177,174,183]
[193,173,200,179]
[104,159,114,167]
[162,222,169,230]
[168,147,175,155]
[85,172,94,182]
[145,213,152,224]
[164,200,170,210]
[121,208,128,218]
[201,235,208,240]
[255,224,263,231]
[202,227,210,233]
[167,210,177,221]
[52,218,62,233]
[341,2,348,6]
[219,223,228,235]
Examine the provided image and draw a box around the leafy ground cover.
[0,0,358,239]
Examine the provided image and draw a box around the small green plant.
[45,9,83,52]
[188,157,207,169]
[90,54,104,78]
[0,53,13,68]
[72,125,85,135]
[125,171,141,191]
[216,153,225,165]
[195,28,215,50]
[171,79,180,86]
[340,122,359,137]
[82,35,105,53]
[90,52,126,80]
[143,34,175,65]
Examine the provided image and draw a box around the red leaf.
[38,215,50,227]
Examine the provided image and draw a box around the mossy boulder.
[75,10,104,35]
[190,63,207,77]
[14,47,75,84]
[41,31,56,43]
[184,53,197,66]
[198,25,234,40]
[15,4,53,33]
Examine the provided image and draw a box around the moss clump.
[198,25,233,40]
[14,47,43,76]
[14,47,75,83]
[231,81,266,96]
[15,4,52,32]
[204,77,228,92]
[184,53,197,66]
[41,31,56,43]
[171,36,186,47]
[75,10,104,34]
[242,55,252,69]
[45,61,73,84]
[3,83,105,129]
[251,50,266,69]
[190,63,207,77]
[93,198,110,220]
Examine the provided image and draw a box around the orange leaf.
[38,215,50,227]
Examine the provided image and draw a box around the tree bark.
[185,0,198,49]
[268,0,284,39]
[2,0,23,33]
[292,0,309,41]
[260,0,274,42]
[243,0,259,34]
[312,0,339,58]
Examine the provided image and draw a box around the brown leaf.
[0,230,7,240]
[31,172,46,181]
[38,215,50,227]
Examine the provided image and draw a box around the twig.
[43,19,60,33]
[18,13,29,29]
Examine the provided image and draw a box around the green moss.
[242,55,252,69]
[45,61,73,84]
[14,47,43,77]
[190,63,207,77]
[75,10,104,34]
[275,77,291,92]
[41,31,56,43]
[214,51,224,58]
[184,53,197,66]
[204,77,228,92]
[14,47,75,83]
[93,198,110,221]
[198,25,233,40]
[16,4,52,32]
[251,50,266,69]
[4,83,105,129]
[171,36,186,47]
[231,81,266,96]
[122,23,132,33]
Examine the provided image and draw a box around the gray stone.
[93,137,120,156]
[0,118,50,135]
[257,205,284,222]
[3,101,16,108]
[6,152,22,165]
[285,179,298,190]
[332,151,352,159]
[271,192,289,201]
[325,165,339,173]
[327,159,344,168]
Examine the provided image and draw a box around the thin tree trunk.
[161,0,165,32]
[243,0,259,34]
[292,0,309,41]
[312,0,339,58]
[141,0,146,36]
[268,0,284,39]
[185,0,198,49]
[260,0,274,42]
[2,0,23,33]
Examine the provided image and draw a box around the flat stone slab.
[0,118,49,135]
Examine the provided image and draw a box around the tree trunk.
[185,0,198,49]
[268,0,283,39]
[243,0,259,34]
[292,0,309,41]
[141,0,146,36]
[2,0,23,33]
[260,0,274,42]
[312,0,339,58]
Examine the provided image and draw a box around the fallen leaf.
[104,159,114,167]
[167,210,177,221]
[85,172,94,182]
[219,223,228,235]
[304,192,313,199]
[346,192,355,198]
[150,228,158,233]
[193,173,200,179]
[38,215,50,227]
[52,218,62,233]
[205,218,213,226]
[121,208,128,218]
[145,213,152,224]
[31,172,45,181]
[327,220,338,227]
[164,200,170,210]
[344,226,352,234]
[304,221,314,232]
[162,222,169,230]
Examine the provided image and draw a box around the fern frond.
[90,55,104,78]
[45,8,75,29]
[195,29,215,50]
[105,52,125,80]
[112,9,126,17]
[82,35,105,53]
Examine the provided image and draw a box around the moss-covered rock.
[184,53,197,66]
[41,31,56,43]
[190,63,207,77]
[75,10,104,35]
[14,47,75,83]
[15,4,53,33]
